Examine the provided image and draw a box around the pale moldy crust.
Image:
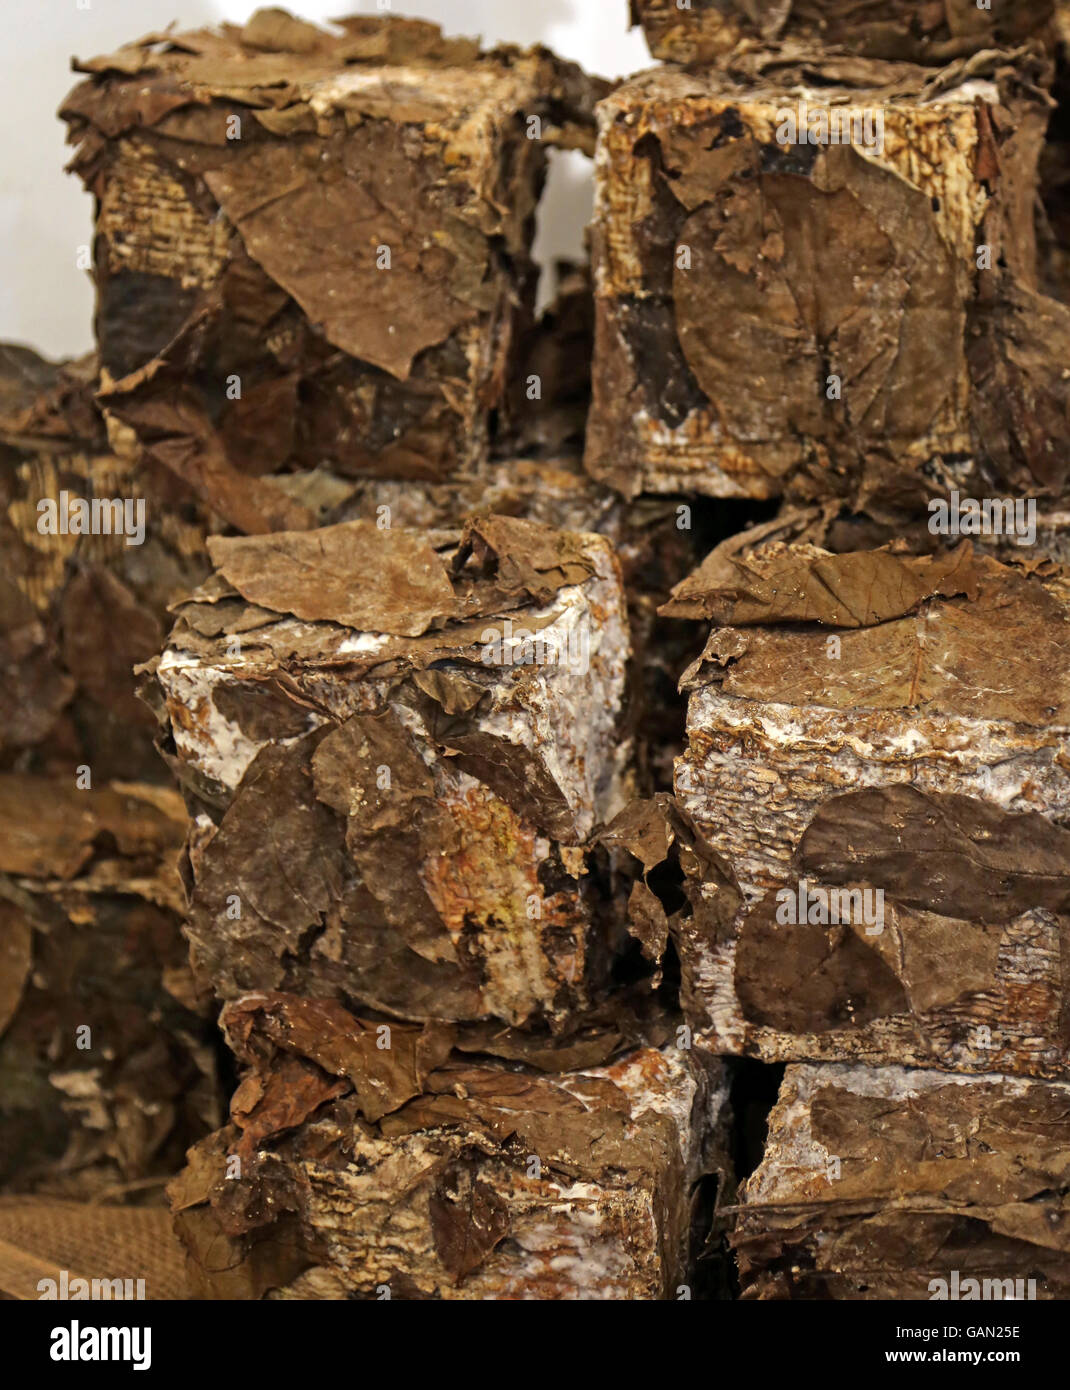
[659,534,1070,1077]
[60,11,606,495]
[733,1062,1070,1299]
[167,996,731,1301]
[585,50,1070,506]
[631,0,1058,67]
[147,514,637,1032]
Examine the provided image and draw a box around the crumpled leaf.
[106,386,314,536]
[185,733,356,992]
[230,1054,348,1162]
[674,153,962,454]
[453,514,597,606]
[0,773,184,880]
[451,1012,660,1073]
[734,893,910,1032]
[310,711,437,825]
[600,792,678,871]
[442,730,581,843]
[222,992,454,1123]
[382,1060,680,1186]
[662,540,979,625]
[680,546,1070,725]
[799,784,1070,923]
[428,1159,511,1282]
[411,667,485,714]
[311,712,459,964]
[627,881,671,963]
[202,127,485,381]
[600,796,741,1022]
[331,14,481,66]
[240,7,329,54]
[733,785,1070,1040]
[967,275,1070,498]
[167,1125,311,1300]
[207,521,457,635]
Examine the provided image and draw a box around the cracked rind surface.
[151,520,634,1029]
[734,1062,1070,1299]
[674,539,1070,1076]
[585,57,1061,501]
[61,12,605,488]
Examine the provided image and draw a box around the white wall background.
[1,0,651,359]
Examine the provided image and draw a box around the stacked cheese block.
[618,1,1070,1298]
[146,443,730,1300]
